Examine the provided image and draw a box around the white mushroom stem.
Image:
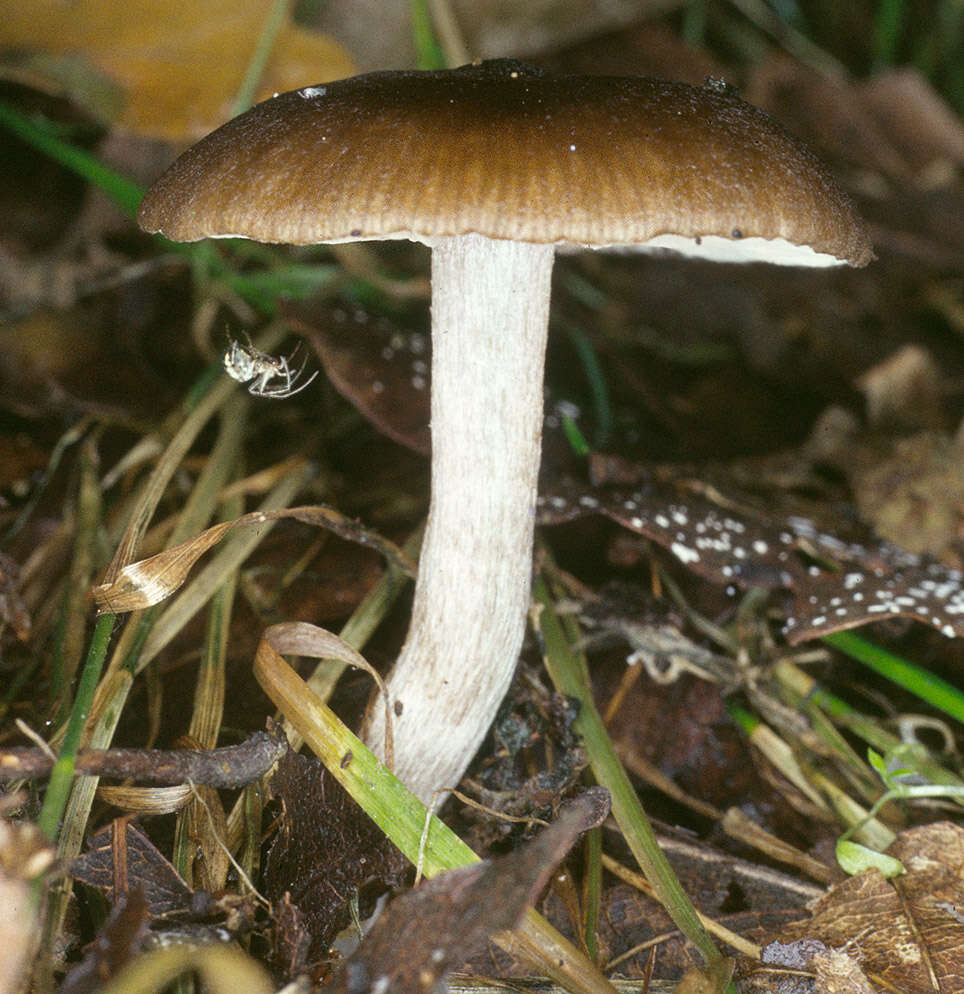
[364,233,555,805]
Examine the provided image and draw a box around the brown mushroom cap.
[138,60,872,267]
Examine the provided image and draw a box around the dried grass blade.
[95,943,273,994]
[93,522,233,613]
[95,783,194,816]
[51,436,103,718]
[136,463,311,669]
[38,394,250,960]
[93,503,414,614]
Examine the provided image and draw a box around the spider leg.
[282,348,317,395]
[248,367,278,397]
[278,366,319,397]
[255,360,318,398]
[275,355,295,391]
[234,340,317,398]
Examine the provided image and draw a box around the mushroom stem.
[364,233,555,804]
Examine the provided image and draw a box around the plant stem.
[38,612,116,843]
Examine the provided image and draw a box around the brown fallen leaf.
[327,788,611,994]
[295,305,431,456]
[263,747,407,976]
[72,821,194,917]
[747,821,964,993]
[746,54,909,181]
[749,938,876,993]
[537,474,964,644]
[56,889,151,994]
[290,302,592,467]
[811,948,877,994]
[857,69,964,180]
[855,344,943,432]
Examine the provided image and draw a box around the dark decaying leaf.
[743,821,964,993]
[263,748,407,976]
[72,821,194,917]
[538,477,964,643]
[327,787,610,994]
[57,888,151,994]
[291,303,594,476]
[293,304,431,455]
[272,892,312,985]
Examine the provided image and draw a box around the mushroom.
[138,60,872,805]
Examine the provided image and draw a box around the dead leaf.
[812,948,877,994]
[746,54,909,181]
[293,305,431,456]
[57,889,150,994]
[537,474,964,643]
[754,821,964,993]
[72,821,194,917]
[858,69,964,181]
[312,0,688,73]
[326,788,610,994]
[856,345,943,431]
[0,0,355,139]
[263,748,407,974]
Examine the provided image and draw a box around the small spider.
[223,335,319,398]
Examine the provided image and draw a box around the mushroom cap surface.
[138,60,872,266]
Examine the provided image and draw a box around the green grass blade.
[38,612,116,843]
[0,100,143,218]
[411,0,447,69]
[254,640,619,994]
[231,0,289,116]
[823,630,964,725]
[532,570,724,969]
[871,0,906,68]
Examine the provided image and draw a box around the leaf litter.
[299,286,964,644]
[296,293,964,644]
[3,7,964,993]
[742,822,964,992]
[325,789,610,994]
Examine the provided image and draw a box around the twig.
[2,729,286,788]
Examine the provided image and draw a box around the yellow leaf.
[0,0,356,139]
